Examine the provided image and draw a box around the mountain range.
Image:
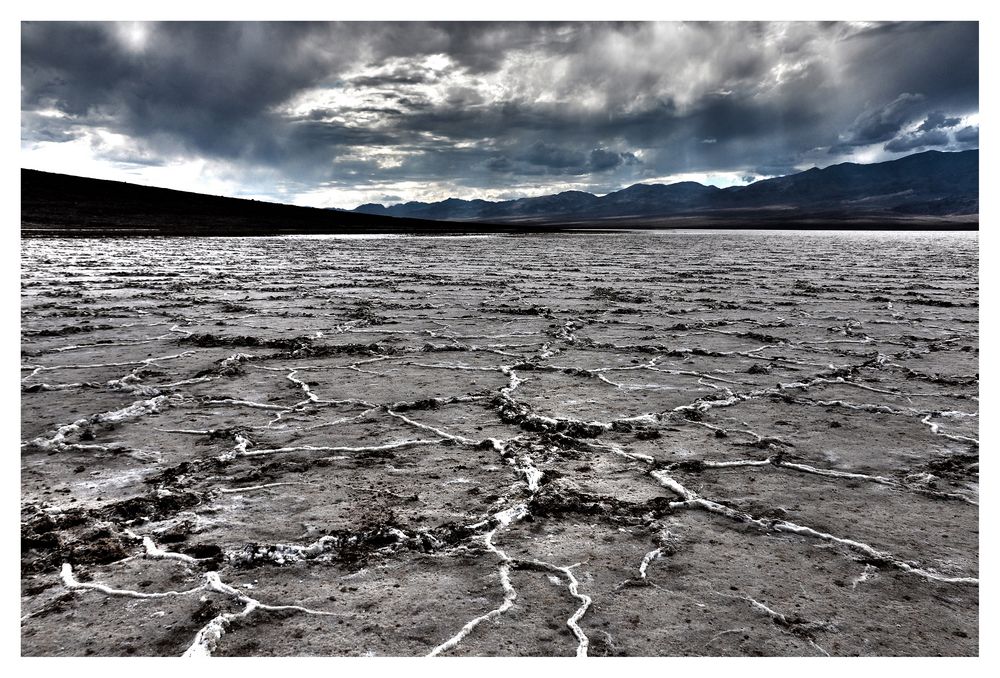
[21,149,977,236]
[352,149,978,226]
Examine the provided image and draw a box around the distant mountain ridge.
[353,149,978,224]
[21,149,978,236]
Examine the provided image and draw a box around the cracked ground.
[20,230,978,656]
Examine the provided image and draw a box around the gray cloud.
[21,21,979,206]
[522,142,587,170]
[590,149,640,172]
[833,93,926,150]
[955,125,979,144]
[884,129,950,153]
[485,144,642,176]
[918,111,962,131]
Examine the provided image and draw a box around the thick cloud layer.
[21,21,979,207]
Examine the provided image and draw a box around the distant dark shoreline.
[22,222,978,238]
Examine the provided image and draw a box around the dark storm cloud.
[590,149,640,172]
[21,23,519,156]
[21,21,979,205]
[837,22,979,113]
[884,129,950,153]
[918,111,962,132]
[485,144,641,176]
[955,126,979,144]
[832,93,926,150]
[522,142,586,170]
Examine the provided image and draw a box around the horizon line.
[22,147,978,214]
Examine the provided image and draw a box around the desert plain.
[20,230,978,656]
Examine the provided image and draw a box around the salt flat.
[20,230,978,656]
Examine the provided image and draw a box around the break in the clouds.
[21,21,979,208]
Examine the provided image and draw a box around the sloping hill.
[21,170,455,236]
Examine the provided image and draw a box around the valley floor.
[20,230,979,656]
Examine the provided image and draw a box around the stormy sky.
[21,21,979,208]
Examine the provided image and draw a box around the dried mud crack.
[21,232,978,656]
